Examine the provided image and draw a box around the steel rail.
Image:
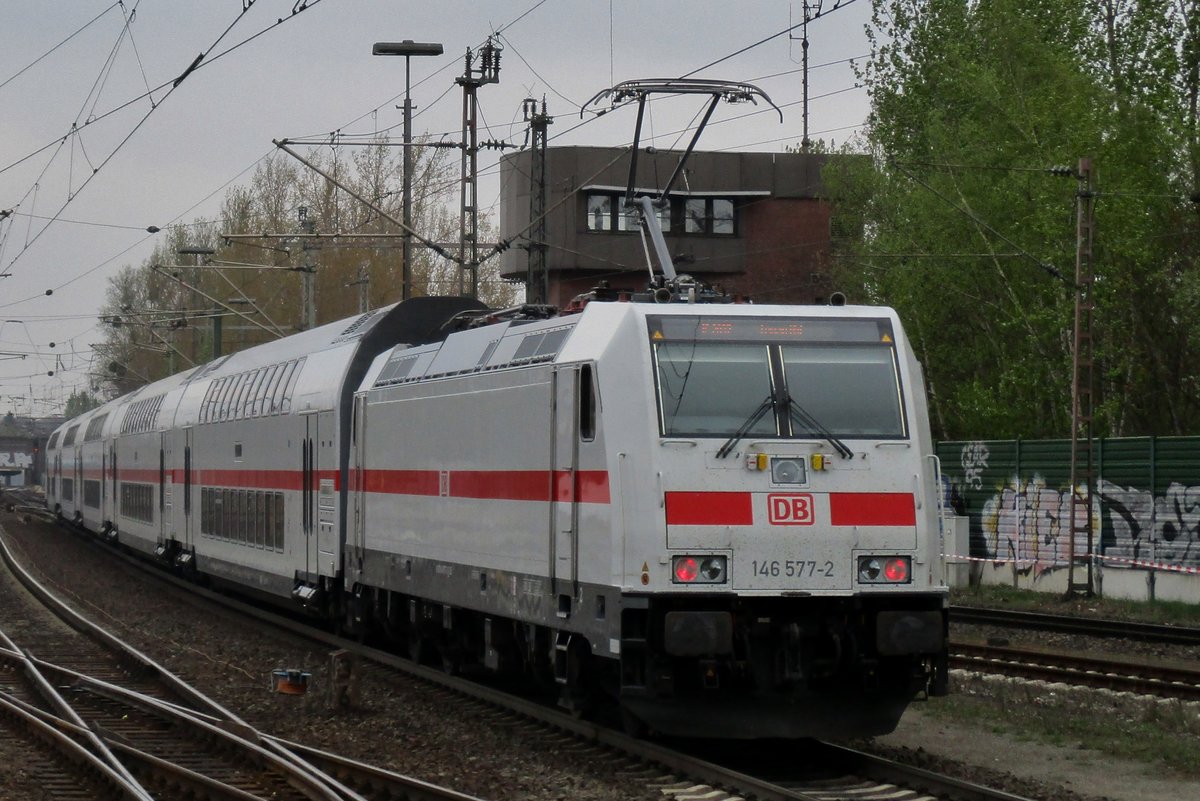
[950,641,1200,699]
[814,741,1041,801]
[0,692,149,800]
[0,529,363,801]
[950,604,1200,645]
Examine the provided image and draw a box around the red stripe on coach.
[362,469,610,504]
[362,469,441,496]
[665,492,753,526]
[828,492,916,526]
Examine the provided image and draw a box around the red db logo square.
[767,493,814,526]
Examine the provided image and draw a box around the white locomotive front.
[349,300,948,739]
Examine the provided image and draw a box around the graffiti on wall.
[1099,480,1200,566]
[969,472,1200,573]
[0,451,32,469]
[977,475,1095,573]
[960,441,990,490]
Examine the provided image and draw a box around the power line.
[0,2,122,93]
[0,0,332,281]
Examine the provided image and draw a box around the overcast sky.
[0,0,874,416]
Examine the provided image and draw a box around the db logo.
[768,493,815,526]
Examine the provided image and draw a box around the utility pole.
[1067,157,1096,597]
[297,207,317,331]
[350,262,371,313]
[456,38,502,299]
[789,1,823,152]
[177,246,215,361]
[523,97,552,304]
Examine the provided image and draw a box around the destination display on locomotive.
[648,315,896,344]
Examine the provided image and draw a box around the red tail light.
[674,557,699,582]
[884,558,909,582]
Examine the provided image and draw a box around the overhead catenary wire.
[0,1,329,282]
[0,2,122,93]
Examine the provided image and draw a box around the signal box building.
[498,146,842,306]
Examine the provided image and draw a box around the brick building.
[498,146,844,306]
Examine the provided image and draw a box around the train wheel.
[438,643,461,676]
[408,631,432,665]
[620,706,647,738]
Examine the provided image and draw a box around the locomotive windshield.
[649,315,907,440]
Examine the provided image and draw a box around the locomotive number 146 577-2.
[751,559,835,578]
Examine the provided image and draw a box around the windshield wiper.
[787,397,853,459]
[716,395,774,459]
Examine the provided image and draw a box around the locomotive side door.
[550,365,582,604]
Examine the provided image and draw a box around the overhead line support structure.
[523,97,552,304]
[1068,157,1096,598]
[455,38,502,299]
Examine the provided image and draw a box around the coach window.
[266,363,288,413]
[242,370,260,417]
[199,384,216,423]
[276,360,300,413]
[217,377,237,421]
[272,493,284,550]
[281,358,305,412]
[263,492,274,549]
[235,372,253,419]
[255,491,266,548]
[257,365,280,416]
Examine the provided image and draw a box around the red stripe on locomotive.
[664,491,754,526]
[828,492,916,526]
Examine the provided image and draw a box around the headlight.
[672,555,728,584]
[858,555,911,584]
[770,457,806,485]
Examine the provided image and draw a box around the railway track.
[950,604,1200,646]
[949,640,1200,699]
[0,505,486,801]
[0,491,1040,801]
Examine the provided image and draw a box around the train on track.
[42,288,949,738]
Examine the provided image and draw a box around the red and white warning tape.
[942,552,1200,576]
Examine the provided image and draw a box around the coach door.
[160,432,171,543]
[550,366,582,608]
[301,413,317,578]
[183,427,194,548]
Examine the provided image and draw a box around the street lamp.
[372,39,444,301]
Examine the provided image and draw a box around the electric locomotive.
[346,297,949,738]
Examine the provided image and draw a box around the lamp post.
[372,39,443,301]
